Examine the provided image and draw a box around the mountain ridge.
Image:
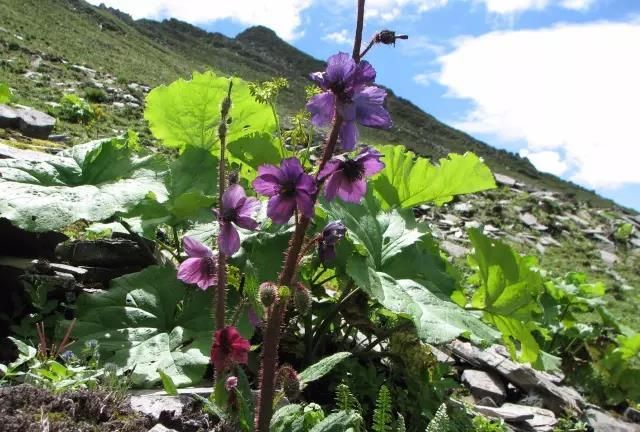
[0,0,630,211]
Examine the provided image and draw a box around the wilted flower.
[215,184,260,256]
[211,326,251,372]
[177,236,218,290]
[318,221,347,264]
[225,375,238,392]
[252,157,316,224]
[318,147,384,203]
[60,350,75,363]
[306,52,392,150]
[276,365,301,400]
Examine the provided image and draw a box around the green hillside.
[0,0,620,208]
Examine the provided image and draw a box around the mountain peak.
[235,25,281,44]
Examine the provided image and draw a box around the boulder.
[55,238,155,268]
[130,394,188,422]
[495,173,517,187]
[475,403,556,431]
[587,408,640,432]
[449,340,584,414]
[599,250,619,266]
[461,369,507,405]
[0,104,19,128]
[625,407,640,424]
[15,107,56,139]
[441,240,469,258]
[147,425,179,432]
[519,213,538,226]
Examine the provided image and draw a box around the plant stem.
[312,285,359,354]
[254,4,367,428]
[215,80,233,330]
[271,101,286,158]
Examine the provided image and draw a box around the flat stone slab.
[16,107,56,139]
[476,403,556,431]
[587,408,640,432]
[462,369,506,405]
[495,173,517,187]
[0,104,19,128]
[449,340,583,414]
[519,213,538,226]
[441,240,469,258]
[130,394,189,422]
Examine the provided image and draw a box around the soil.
[0,384,152,432]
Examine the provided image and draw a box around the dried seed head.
[277,365,300,400]
[293,283,311,315]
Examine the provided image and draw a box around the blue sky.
[89,0,640,210]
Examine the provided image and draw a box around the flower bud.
[259,282,278,307]
[225,375,238,392]
[293,283,311,315]
[277,365,300,400]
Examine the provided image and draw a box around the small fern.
[426,403,451,432]
[396,413,406,432]
[335,383,361,413]
[372,385,393,432]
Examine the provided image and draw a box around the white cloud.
[86,0,313,40]
[323,29,351,45]
[519,150,569,176]
[437,21,640,189]
[400,35,445,56]
[414,72,437,86]
[476,0,597,14]
[364,0,449,21]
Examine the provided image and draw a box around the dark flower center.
[342,159,364,181]
[202,256,216,277]
[329,80,351,102]
[280,180,297,197]
[222,207,237,223]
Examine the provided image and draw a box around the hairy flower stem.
[215,80,233,331]
[255,5,367,430]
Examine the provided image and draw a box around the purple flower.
[306,52,392,150]
[215,184,260,256]
[318,147,385,203]
[177,236,218,290]
[225,376,238,392]
[252,157,317,224]
[318,221,347,264]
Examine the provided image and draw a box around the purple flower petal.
[295,172,317,195]
[358,149,385,176]
[323,171,342,201]
[309,72,328,90]
[354,87,392,129]
[337,178,367,203]
[237,196,260,219]
[182,236,212,258]
[325,52,355,84]
[339,121,358,151]
[354,61,376,86]
[280,157,305,181]
[222,184,245,211]
[318,159,341,181]
[253,167,282,197]
[236,215,259,230]
[267,195,296,224]
[219,222,241,256]
[178,257,205,284]
[296,190,315,219]
[307,92,336,127]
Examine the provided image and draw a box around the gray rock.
[476,403,556,431]
[454,202,474,215]
[147,425,179,432]
[477,396,498,407]
[428,344,455,364]
[625,407,640,424]
[599,250,618,266]
[441,240,469,258]
[16,107,56,139]
[587,408,640,432]
[462,369,507,405]
[495,173,517,187]
[48,134,70,143]
[130,394,188,422]
[55,238,155,268]
[449,340,584,414]
[0,104,19,128]
[519,213,538,226]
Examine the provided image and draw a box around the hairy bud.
[277,365,301,400]
[293,283,311,315]
[375,30,408,46]
[259,282,278,307]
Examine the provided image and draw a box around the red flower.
[211,326,250,371]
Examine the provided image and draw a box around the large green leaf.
[468,228,544,362]
[347,260,497,344]
[299,352,352,388]
[227,132,282,183]
[128,146,218,234]
[321,192,424,269]
[0,138,167,232]
[0,82,12,104]
[372,145,496,209]
[69,265,253,387]
[324,192,496,344]
[144,71,275,151]
[309,411,363,432]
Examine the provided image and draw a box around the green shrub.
[84,87,108,103]
[57,94,95,123]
